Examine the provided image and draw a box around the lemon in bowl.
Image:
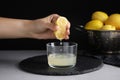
[101,25,116,30]
[105,13,120,30]
[92,11,108,22]
[85,20,103,30]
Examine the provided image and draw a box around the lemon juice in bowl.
[48,53,76,68]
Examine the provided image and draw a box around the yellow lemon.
[54,16,68,40]
[85,20,103,30]
[101,25,116,30]
[105,13,120,30]
[92,11,108,22]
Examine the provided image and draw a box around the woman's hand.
[28,14,70,39]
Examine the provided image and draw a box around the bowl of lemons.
[83,11,120,54]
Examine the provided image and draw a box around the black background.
[0,0,119,50]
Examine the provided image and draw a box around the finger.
[46,23,58,31]
[66,22,71,29]
[64,35,69,40]
[41,31,56,39]
[66,29,70,35]
[44,14,60,31]
[65,22,71,36]
[34,31,56,39]
[50,14,60,23]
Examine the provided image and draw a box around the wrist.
[22,19,34,38]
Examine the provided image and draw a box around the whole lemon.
[92,11,108,22]
[105,13,120,30]
[85,20,103,30]
[101,25,116,30]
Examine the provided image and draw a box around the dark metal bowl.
[87,30,120,54]
[76,25,120,54]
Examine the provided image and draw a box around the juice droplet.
[60,41,63,45]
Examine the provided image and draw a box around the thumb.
[46,14,60,31]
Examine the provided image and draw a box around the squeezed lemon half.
[54,16,68,40]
